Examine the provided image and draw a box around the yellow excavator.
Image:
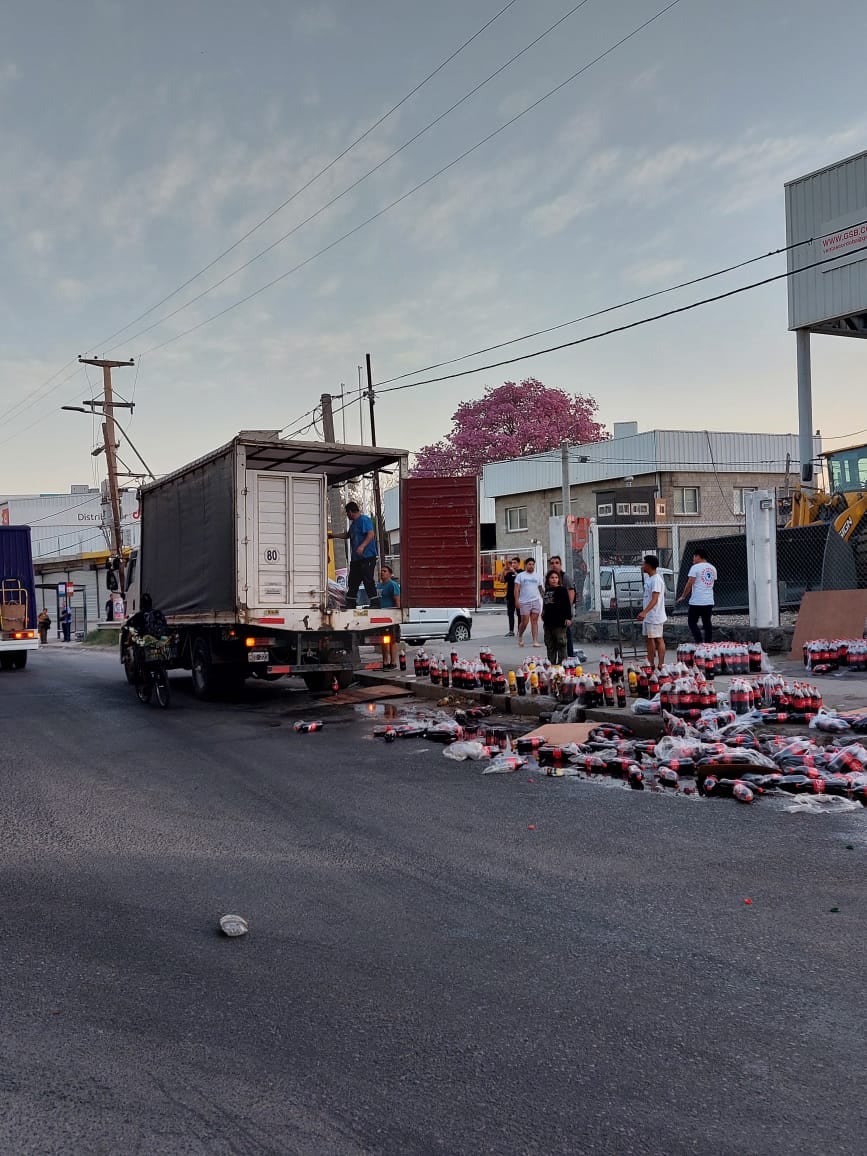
[787,443,867,585]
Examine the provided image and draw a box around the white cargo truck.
[122,432,409,697]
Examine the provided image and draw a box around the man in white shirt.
[636,553,667,669]
[678,548,717,644]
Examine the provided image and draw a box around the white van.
[599,566,675,618]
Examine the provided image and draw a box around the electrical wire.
[373,241,814,388]
[0,2,523,440]
[370,237,867,395]
[104,1,597,354]
[91,0,524,353]
[704,429,740,517]
[135,0,685,358]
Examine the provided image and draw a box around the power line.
[275,225,867,447]
[0,2,522,443]
[1,361,81,430]
[0,368,85,454]
[373,240,814,388]
[105,0,596,354]
[91,0,523,354]
[370,237,867,395]
[136,0,684,358]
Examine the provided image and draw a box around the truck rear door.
[246,471,325,609]
[400,477,479,607]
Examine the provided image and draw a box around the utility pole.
[558,441,572,571]
[364,353,387,560]
[78,356,134,593]
[320,392,347,568]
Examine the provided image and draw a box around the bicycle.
[132,635,174,708]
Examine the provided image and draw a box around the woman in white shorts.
[514,557,543,647]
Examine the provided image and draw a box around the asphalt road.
[2,648,865,1155]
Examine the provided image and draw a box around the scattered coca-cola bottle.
[441,665,450,689]
[628,767,645,790]
[732,781,754,803]
[616,683,626,709]
[399,649,407,673]
[429,657,440,685]
[777,775,824,794]
[516,670,526,697]
[657,767,679,789]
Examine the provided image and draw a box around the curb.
[353,670,663,737]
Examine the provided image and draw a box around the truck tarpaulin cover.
[141,449,236,615]
[0,526,38,628]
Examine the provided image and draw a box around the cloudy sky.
[1,0,866,494]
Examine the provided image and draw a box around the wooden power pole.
[78,357,134,592]
[320,392,347,568]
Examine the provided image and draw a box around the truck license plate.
[247,650,269,663]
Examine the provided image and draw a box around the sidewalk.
[382,610,867,714]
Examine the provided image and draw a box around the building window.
[673,486,700,515]
[505,506,528,532]
[597,503,613,518]
[616,502,631,516]
[733,486,757,515]
[549,500,579,517]
[631,502,650,516]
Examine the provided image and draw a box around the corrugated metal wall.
[400,477,479,607]
[786,149,867,330]
[483,431,805,498]
[0,492,140,560]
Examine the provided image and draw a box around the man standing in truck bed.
[334,502,380,610]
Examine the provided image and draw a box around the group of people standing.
[503,555,577,665]
[37,605,72,644]
[503,546,718,671]
[638,549,717,670]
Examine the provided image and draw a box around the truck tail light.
[10,631,35,640]
[245,636,276,647]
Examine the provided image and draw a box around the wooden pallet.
[319,683,413,705]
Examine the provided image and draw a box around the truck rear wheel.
[0,654,13,671]
[191,638,215,700]
[302,670,353,693]
[12,652,27,670]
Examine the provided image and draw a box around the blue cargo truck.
[0,525,39,670]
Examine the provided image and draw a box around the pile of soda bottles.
[374,704,507,744]
[674,641,765,675]
[501,718,867,806]
[727,674,824,721]
[802,638,867,674]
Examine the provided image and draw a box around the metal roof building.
[482,425,814,498]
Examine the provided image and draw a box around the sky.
[1,0,866,494]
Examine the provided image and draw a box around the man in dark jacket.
[542,570,573,665]
[503,557,521,636]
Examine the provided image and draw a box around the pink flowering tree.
[412,378,606,477]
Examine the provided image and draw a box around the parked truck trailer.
[122,432,409,698]
[0,525,40,670]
